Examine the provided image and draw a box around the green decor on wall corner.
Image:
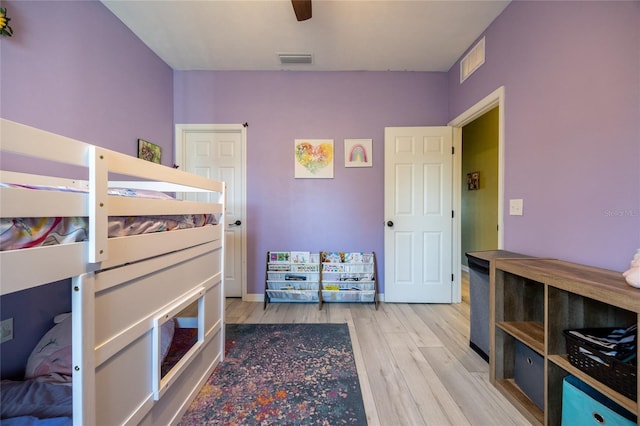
[0,8,13,37]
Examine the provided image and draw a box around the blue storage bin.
[514,341,544,410]
[562,375,637,426]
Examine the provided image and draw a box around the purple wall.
[174,71,449,295]
[1,0,174,172]
[449,1,640,272]
[0,0,173,378]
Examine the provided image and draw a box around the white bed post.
[220,183,227,362]
[89,146,108,263]
[72,273,96,426]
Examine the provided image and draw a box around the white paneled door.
[177,126,246,298]
[384,127,453,303]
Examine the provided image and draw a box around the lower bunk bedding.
[0,312,200,424]
[1,381,72,426]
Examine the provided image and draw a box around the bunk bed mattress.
[0,183,219,251]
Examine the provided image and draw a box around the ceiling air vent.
[460,37,485,83]
[278,53,313,65]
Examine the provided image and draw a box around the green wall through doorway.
[461,107,499,266]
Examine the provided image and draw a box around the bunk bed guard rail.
[1,118,225,288]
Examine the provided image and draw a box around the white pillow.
[24,313,175,382]
[160,318,176,362]
[24,313,72,382]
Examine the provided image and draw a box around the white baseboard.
[244,293,264,302]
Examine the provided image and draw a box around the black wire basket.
[564,328,637,401]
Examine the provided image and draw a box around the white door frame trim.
[174,123,248,300]
[448,86,506,302]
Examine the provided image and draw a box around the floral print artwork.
[294,140,334,178]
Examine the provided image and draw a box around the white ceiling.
[102,0,510,72]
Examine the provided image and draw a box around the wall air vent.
[278,53,313,65]
[460,37,485,83]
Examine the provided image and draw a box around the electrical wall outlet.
[1,318,14,343]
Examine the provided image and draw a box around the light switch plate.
[509,199,524,216]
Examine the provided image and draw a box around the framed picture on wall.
[467,171,480,190]
[344,139,372,168]
[138,139,162,164]
[294,139,334,178]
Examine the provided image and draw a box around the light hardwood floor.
[224,273,531,426]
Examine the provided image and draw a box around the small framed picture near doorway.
[344,139,372,167]
[467,171,480,190]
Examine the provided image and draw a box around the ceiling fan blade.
[291,0,312,21]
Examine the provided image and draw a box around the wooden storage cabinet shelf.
[491,258,639,425]
[548,354,637,414]
[496,321,545,355]
[494,378,545,425]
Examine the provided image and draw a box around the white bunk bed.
[0,119,225,425]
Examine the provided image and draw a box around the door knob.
[229,220,242,226]
[386,221,394,227]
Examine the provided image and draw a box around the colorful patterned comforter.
[0,183,219,251]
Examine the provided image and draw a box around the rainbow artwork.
[349,144,368,163]
[344,139,372,168]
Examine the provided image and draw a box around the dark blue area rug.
[180,323,367,425]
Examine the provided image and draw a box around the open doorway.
[449,86,505,295]
[460,107,499,270]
